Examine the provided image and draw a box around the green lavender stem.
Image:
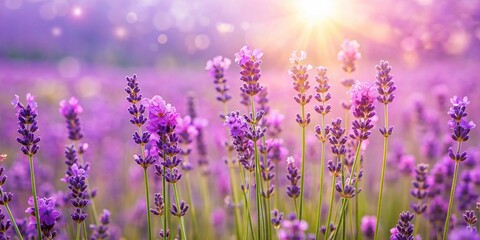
[162,153,168,239]
[294,198,299,217]
[184,172,199,239]
[315,115,326,239]
[28,155,42,240]
[82,221,88,239]
[4,203,23,240]
[332,141,363,240]
[374,105,389,240]
[242,173,255,240]
[413,214,420,236]
[299,104,306,221]
[355,178,360,240]
[324,172,337,240]
[443,141,462,240]
[76,223,81,240]
[249,96,264,240]
[138,127,152,240]
[143,168,152,240]
[199,174,212,238]
[173,183,187,239]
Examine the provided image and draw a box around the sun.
[297,0,338,24]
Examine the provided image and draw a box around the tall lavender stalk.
[225,111,255,240]
[338,39,361,132]
[177,113,200,239]
[59,97,101,231]
[411,163,429,235]
[206,56,242,240]
[144,96,188,239]
[332,82,376,240]
[12,93,42,239]
[324,119,346,240]
[443,96,476,239]
[313,66,332,239]
[288,51,312,221]
[374,60,396,240]
[125,75,154,239]
[235,45,267,239]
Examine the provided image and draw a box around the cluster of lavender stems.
[234,45,268,240]
[443,96,476,239]
[332,81,377,240]
[59,97,98,240]
[313,66,332,239]
[125,75,153,239]
[206,55,242,240]
[288,51,312,222]
[5,39,480,240]
[373,60,396,240]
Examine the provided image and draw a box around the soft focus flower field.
[1,1,480,240]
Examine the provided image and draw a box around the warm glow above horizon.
[297,0,338,24]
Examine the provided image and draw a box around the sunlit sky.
[1,0,479,68]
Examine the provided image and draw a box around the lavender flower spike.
[206,56,232,103]
[361,216,376,239]
[125,75,154,240]
[235,45,263,96]
[286,156,301,210]
[25,197,61,239]
[289,50,312,221]
[390,211,415,240]
[444,96,475,239]
[338,39,361,74]
[59,97,84,141]
[12,93,43,239]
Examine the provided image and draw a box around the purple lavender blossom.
[225,111,254,172]
[176,115,199,171]
[390,211,415,240]
[338,39,361,73]
[456,171,478,212]
[313,66,332,116]
[188,95,209,172]
[361,215,376,239]
[463,210,478,232]
[0,209,11,239]
[235,46,263,96]
[59,97,84,141]
[278,214,309,240]
[411,163,429,215]
[0,167,13,206]
[447,96,475,146]
[67,164,89,223]
[289,51,313,125]
[25,197,60,239]
[449,228,480,240]
[272,209,284,229]
[90,209,111,240]
[143,95,180,135]
[12,93,41,157]
[266,110,285,138]
[286,157,301,199]
[205,56,232,103]
[349,81,377,141]
[375,60,396,105]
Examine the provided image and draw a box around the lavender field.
[1,0,480,239]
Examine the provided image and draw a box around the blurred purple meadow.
[1,1,480,240]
